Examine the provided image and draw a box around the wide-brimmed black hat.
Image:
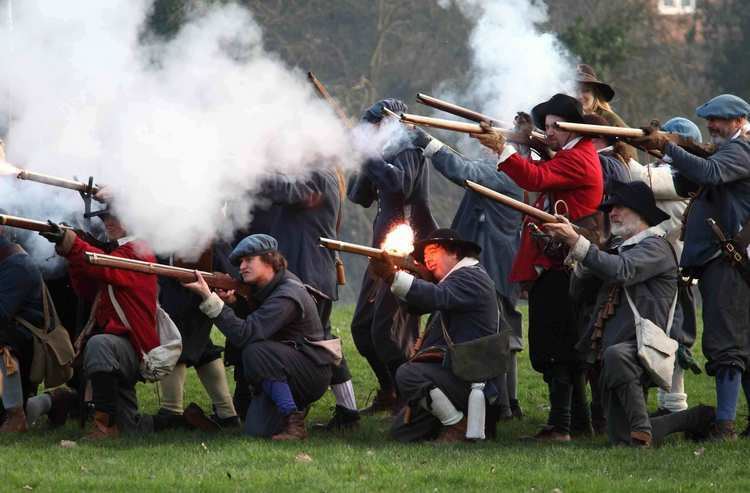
[413,228,481,263]
[576,64,615,102]
[531,93,586,130]
[599,181,669,227]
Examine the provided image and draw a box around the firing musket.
[15,170,101,195]
[307,71,354,129]
[84,252,251,298]
[0,213,75,233]
[416,93,511,128]
[392,111,547,143]
[319,237,433,281]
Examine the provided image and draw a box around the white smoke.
[437,0,576,125]
[0,0,353,260]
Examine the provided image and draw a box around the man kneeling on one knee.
[544,181,714,447]
[183,234,334,440]
[370,228,500,443]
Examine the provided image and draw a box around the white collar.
[619,226,665,249]
[731,128,743,141]
[439,257,479,283]
[562,136,583,151]
[597,145,613,154]
[116,235,136,246]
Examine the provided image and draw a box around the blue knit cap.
[662,117,702,143]
[696,94,750,120]
[229,234,278,266]
[361,98,408,123]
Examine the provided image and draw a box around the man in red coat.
[42,210,160,439]
[474,93,604,441]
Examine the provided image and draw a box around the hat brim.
[577,78,615,102]
[531,98,586,130]
[413,238,482,264]
[599,198,670,227]
[229,247,275,266]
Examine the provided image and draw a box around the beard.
[710,133,727,146]
[610,218,643,240]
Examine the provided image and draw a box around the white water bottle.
[466,382,486,440]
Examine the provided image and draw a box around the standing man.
[184,234,335,440]
[474,93,604,441]
[631,94,750,439]
[544,181,714,446]
[413,129,525,419]
[348,98,438,414]
[0,210,44,432]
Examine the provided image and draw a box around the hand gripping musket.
[84,252,251,298]
[319,237,434,281]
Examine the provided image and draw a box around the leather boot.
[272,411,307,441]
[708,420,737,441]
[312,405,360,431]
[510,399,524,419]
[434,417,469,443]
[522,425,571,442]
[48,387,79,428]
[183,402,221,433]
[83,411,119,440]
[630,431,652,448]
[359,388,398,415]
[0,406,28,433]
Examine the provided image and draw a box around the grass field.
[2,304,750,492]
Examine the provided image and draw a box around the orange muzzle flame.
[381,223,414,256]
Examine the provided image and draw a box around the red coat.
[501,138,603,282]
[65,236,159,358]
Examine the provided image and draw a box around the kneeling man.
[545,181,714,446]
[184,234,334,440]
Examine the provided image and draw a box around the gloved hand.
[471,121,506,154]
[411,126,433,150]
[514,112,534,133]
[369,257,397,283]
[628,120,674,153]
[39,220,66,244]
[676,344,702,374]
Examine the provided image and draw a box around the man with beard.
[474,93,603,441]
[631,94,750,439]
[544,181,714,447]
[348,98,438,414]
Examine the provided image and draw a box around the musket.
[319,237,433,281]
[307,71,353,128]
[416,93,510,128]
[393,111,547,142]
[0,213,75,233]
[84,252,251,298]
[15,170,101,195]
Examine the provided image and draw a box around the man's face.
[101,215,126,241]
[707,117,746,145]
[545,115,574,151]
[609,205,647,239]
[423,244,459,281]
[239,255,273,285]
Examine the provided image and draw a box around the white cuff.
[569,234,591,262]
[390,271,414,301]
[496,144,517,165]
[423,139,444,159]
[199,292,225,318]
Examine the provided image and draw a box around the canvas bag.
[15,283,75,388]
[107,285,182,382]
[624,287,679,392]
[440,311,510,383]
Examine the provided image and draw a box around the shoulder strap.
[439,314,454,348]
[624,286,679,336]
[13,280,54,339]
[107,285,133,331]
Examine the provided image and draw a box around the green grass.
[2,305,749,492]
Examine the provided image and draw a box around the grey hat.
[229,234,278,266]
[662,117,702,143]
[696,94,750,120]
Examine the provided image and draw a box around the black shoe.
[210,414,242,430]
[312,405,360,431]
[153,408,189,432]
[682,405,718,442]
[359,388,398,415]
[510,399,524,419]
[650,408,673,418]
[183,402,221,433]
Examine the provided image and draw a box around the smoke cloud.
[0,0,353,260]
[437,0,576,125]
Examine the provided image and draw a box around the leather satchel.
[441,315,509,382]
[624,288,679,391]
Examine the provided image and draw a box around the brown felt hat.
[576,64,615,102]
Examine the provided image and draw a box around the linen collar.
[116,235,136,246]
[562,136,583,151]
[619,226,666,250]
[440,257,479,283]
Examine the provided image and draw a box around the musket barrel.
[399,112,546,141]
[0,213,74,233]
[416,93,509,128]
[319,237,384,258]
[16,170,100,194]
[464,180,558,223]
[307,71,353,128]
[555,122,646,138]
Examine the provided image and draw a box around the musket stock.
[416,93,510,128]
[398,112,546,142]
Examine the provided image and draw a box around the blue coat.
[429,148,522,301]
[348,145,437,246]
[257,169,341,301]
[0,237,43,356]
[665,139,750,267]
